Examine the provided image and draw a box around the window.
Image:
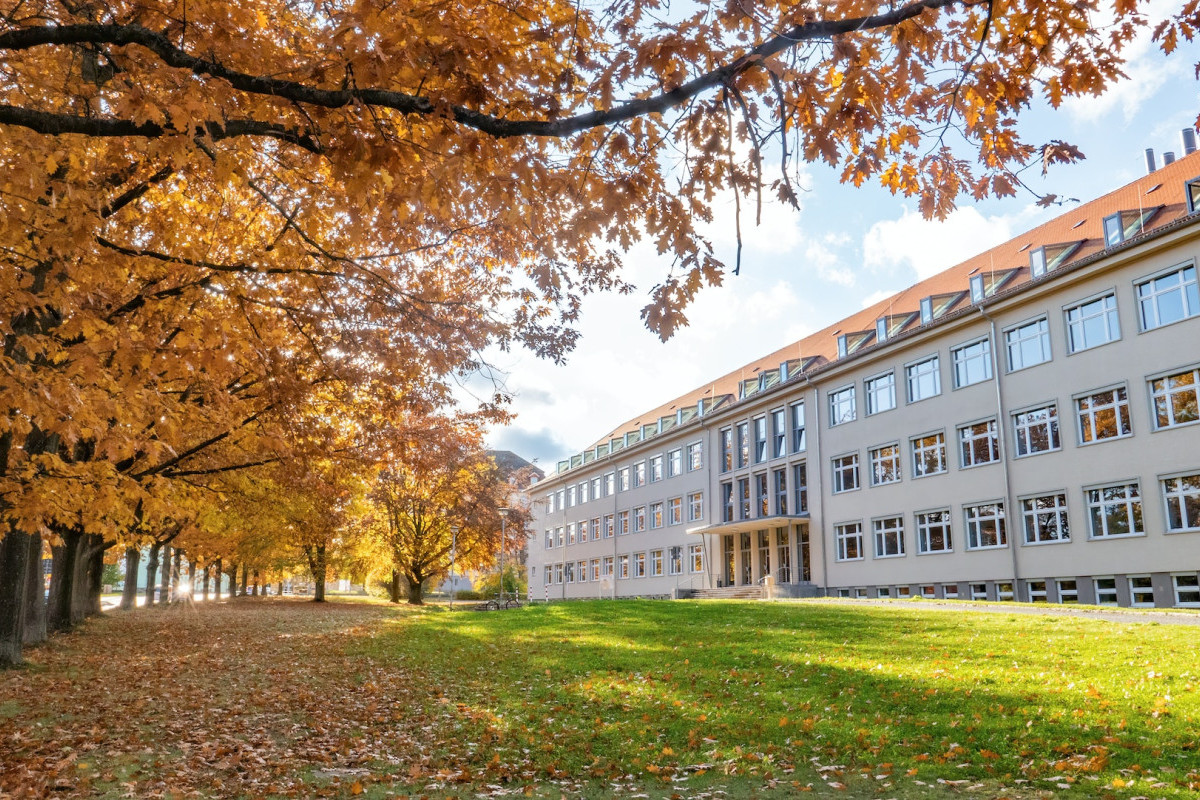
[1137,264,1198,330]
[688,491,704,522]
[771,408,787,458]
[754,473,769,516]
[604,472,615,496]
[753,416,768,463]
[828,386,856,426]
[650,550,664,577]
[877,587,891,598]
[564,561,574,582]
[632,506,646,532]
[792,463,809,513]
[1163,473,1200,532]
[1173,574,1200,606]
[790,401,807,451]
[1129,575,1155,607]
[996,582,1014,601]
[736,422,749,468]
[958,419,999,467]
[632,552,645,578]
[719,428,733,473]
[543,566,551,586]
[1189,177,1200,213]
[831,453,859,493]
[649,502,663,529]
[689,544,704,573]
[873,517,905,558]
[911,432,947,477]
[1094,577,1118,605]
[591,559,601,581]
[667,497,682,526]
[1076,387,1132,444]
[921,585,936,598]
[566,522,576,545]
[870,443,901,485]
[556,489,565,510]
[618,467,630,492]
[591,477,601,499]
[943,583,959,599]
[1013,404,1060,457]
[590,518,600,541]
[1086,483,1143,538]
[952,338,992,388]
[546,493,556,514]
[649,455,663,482]
[667,449,682,478]
[835,522,864,561]
[1021,493,1070,544]
[721,482,733,522]
[555,527,563,546]
[1027,580,1048,603]
[687,441,703,471]
[577,560,587,582]
[602,556,613,577]
[1057,579,1079,604]
[1005,317,1051,371]
[916,509,953,554]
[737,477,751,519]
[773,468,787,515]
[633,461,646,487]
[554,563,563,584]
[567,485,576,507]
[865,371,896,415]
[965,502,1007,549]
[668,546,683,576]
[602,514,614,538]
[1065,293,1120,352]
[1150,367,1200,429]
[617,510,630,535]
[970,583,988,601]
[906,356,941,402]
[578,481,588,504]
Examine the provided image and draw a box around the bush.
[474,565,527,599]
[453,589,483,601]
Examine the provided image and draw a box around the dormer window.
[837,334,847,358]
[1187,176,1200,213]
[875,318,889,342]
[1030,241,1082,277]
[920,296,933,324]
[1030,247,1047,277]
[970,274,985,303]
[1103,207,1161,247]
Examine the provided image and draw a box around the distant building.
[529,141,1200,609]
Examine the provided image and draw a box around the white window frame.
[869,442,902,486]
[650,549,664,577]
[689,543,704,573]
[1012,403,1061,457]
[686,440,703,472]
[1005,316,1052,372]
[964,502,1007,550]
[1085,482,1144,539]
[872,516,906,559]
[1020,492,1071,545]
[1136,262,1199,331]
[910,431,947,478]
[905,355,942,403]
[618,467,630,492]
[649,502,663,529]
[632,506,646,532]
[1094,577,1118,606]
[1129,575,1155,607]
[602,556,614,577]
[666,448,682,478]
[790,401,807,452]
[951,337,992,388]
[958,418,999,468]
[688,491,704,522]
[719,428,733,473]
[831,453,860,494]
[1162,472,1200,533]
[915,509,953,554]
[753,415,769,463]
[631,553,644,578]
[633,460,646,487]
[834,521,864,562]
[667,546,683,576]
[1149,366,1200,430]
[1172,573,1200,607]
[1064,291,1121,353]
[667,496,683,526]
[865,370,896,415]
[1075,385,1133,444]
[828,385,856,426]
[771,407,787,458]
[1057,579,1079,604]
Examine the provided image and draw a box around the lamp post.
[498,508,511,603]
[449,525,458,611]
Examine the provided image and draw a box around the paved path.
[802,596,1200,626]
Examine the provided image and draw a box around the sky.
[480,11,1200,471]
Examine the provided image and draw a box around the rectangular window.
[738,477,751,520]
[753,416,768,463]
[792,462,809,513]
[996,582,1014,601]
[873,516,905,558]
[590,518,600,541]
[649,502,663,529]
[633,506,646,532]
[556,489,565,510]
[877,587,891,598]
[604,472,615,496]
[668,546,683,576]
[831,453,859,493]
[911,432,947,477]
[1150,367,1200,429]
[790,401,807,451]
[865,371,896,415]
[1065,293,1120,352]
[721,482,733,522]
[591,559,601,581]
[755,473,769,517]
[1027,580,1048,602]
[547,493,556,514]
[958,419,999,467]
[1163,473,1200,532]
[555,527,563,547]
[618,467,630,492]
[578,482,588,504]
[921,585,936,598]
[689,543,704,573]
[544,529,553,549]
[602,556,614,577]
[617,511,630,535]
[1021,493,1070,544]
[1013,404,1060,456]
[1086,483,1143,538]
[687,441,703,471]
[964,502,1007,549]
[566,522,576,545]
[828,386,856,426]
[1129,575,1155,607]
[1076,386,1132,444]
[1057,579,1078,604]
[543,566,551,586]
[719,428,733,473]
[1006,317,1051,371]
[564,561,574,582]
[577,560,588,582]
[591,477,601,499]
[688,491,704,522]
[1137,264,1199,330]
[1094,577,1118,605]
[633,461,646,487]
[771,408,787,458]
[650,550,663,577]
[943,583,959,599]
[617,554,629,579]
[970,583,988,601]
[603,514,614,538]
[554,563,563,584]
[916,509,953,554]
[736,422,750,468]
[667,448,682,477]
[567,485,576,507]
[952,337,992,388]
[649,455,664,482]
[667,497,682,526]
[773,468,787,516]
[632,552,646,578]
[906,356,941,402]
[870,443,902,486]
[835,522,864,561]
[1173,574,1200,606]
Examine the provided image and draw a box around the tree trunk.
[214,558,223,599]
[0,530,31,667]
[201,563,210,601]
[227,564,239,597]
[186,558,196,601]
[240,563,248,597]
[144,543,160,607]
[389,569,401,604]
[306,544,327,603]
[277,581,283,596]
[404,571,426,605]
[23,531,47,645]
[81,536,105,618]
[120,547,140,611]
[47,526,82,632]
[251,569,259,597]
[159,543,171,604]
[172,549,182,602]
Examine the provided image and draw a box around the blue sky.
[483,15,1200,470]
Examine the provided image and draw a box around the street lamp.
[498,507,511,603]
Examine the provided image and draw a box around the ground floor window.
[877,587,891,598]
[555,563,564,584]
[617,555,629,579]
[668,546,683,576]
[943,583,959,599]
[739,532,753,584]
[591,559,601,581]
[577,560,588,581]
[873,516,905,558]
[650,549,664,577]
[996,582,1014,601]
[1129,575,1155,606]
[855,587,867,598]
[837,588,850,597]
[689,544,704,573]
[916,509,952,554]
[835,522,864,561]
[776,528,791,583]
[1021,493,1070,544]
[1057,579,1078,604]
[970,583,987,600]
[1163,473,1200,532]
[1094,577,1118,605]
[1027,580,1048,602]
[1173,574,1200,606]
[722,535,735,585]
[602,556,613,577]
[633,552,646,578]
[920,585,936,598]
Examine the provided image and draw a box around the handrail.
[673,573,706,594]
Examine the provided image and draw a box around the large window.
[738,477,751,519]
[1013,404,1060,457]
[736,422,750,468]
[650,550,664,577]
[835,522,864,561]
[831,453,859,493]
[865,371,896,415]
[1086,483,1143,539]
[668,546,683,576]
[720,482,733,522]
[771,408,787,458]
[1163,474,1200,532]
[1021,493,1070,544]
[602,556,614,577]
[632,552,645,578]
[632,506,646,532]
[649,455,663,483]
[1065,292,1120,352]
[873,516,905,558]
[649,502,663,529]
[633,460,646,487]
[964,502,1006,549]
[1150,367,1199,429]
[604,472,615,496]
[754,473,769,517]
[602,514,614,538]
[753,416,768,463]
[911,432,947,477]
[667,448,682,478]
[687,441,703,471]
[773,468,787,515]
[1005,317,1051,371]
[790,401,807,451]
[869,443,901,485]
[1137,263,1199,330]
[689,544,704,573]
[952,338,992,388]
[617,511,630,535]
[667,497,683,526]
[1077,387,1132,443]
[958,419,999,467]
[906,356,941,402]
[829,386,856,426]
[916,509,953,554]
[688,491,704,522]
[792,463,808,513]
[719,428,733,473]
[618,467,630,492]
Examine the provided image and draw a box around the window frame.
[869,442,902,486]
[1135,261,1199,332]
[905,354,942,404]
[667,496,683,526]
[1161,472,1200,533]
[951,336,993,389]
[686,440,704,472]
[1084,481,1144,540]
[828,385,857,427]
[915,508,953,554]
[770,407,787,458]
[1011,403,1061,458]
[834,521,864,562]
[1020,492,1071,545]
[957,417,999,469]
[1004,315,1052,372]
[872,515,906,559]
[864,370,897,416]
[1148,365,1200,431]
[910,430,948,478]
[831,452,860,494]
[1063,289,1121,354]
[1075,384,1133,445]
[688,491,704,522]
[666,448,682,478]
[964,501,1008,550]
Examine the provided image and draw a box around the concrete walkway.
[801,596,1200,626]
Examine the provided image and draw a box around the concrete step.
[687,585,764,600]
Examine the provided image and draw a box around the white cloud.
[862,206,1020,280]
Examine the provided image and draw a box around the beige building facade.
[528,148,1200,609]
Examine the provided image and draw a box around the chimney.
[1145,148,1157,173]
[1164,151,1177,166]
[1182,128,1198,156]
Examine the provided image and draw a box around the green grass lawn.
[355,600,1200,798]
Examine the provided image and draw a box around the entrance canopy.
[686,515,809,537]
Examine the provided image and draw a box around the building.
[528,140,1200,609]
